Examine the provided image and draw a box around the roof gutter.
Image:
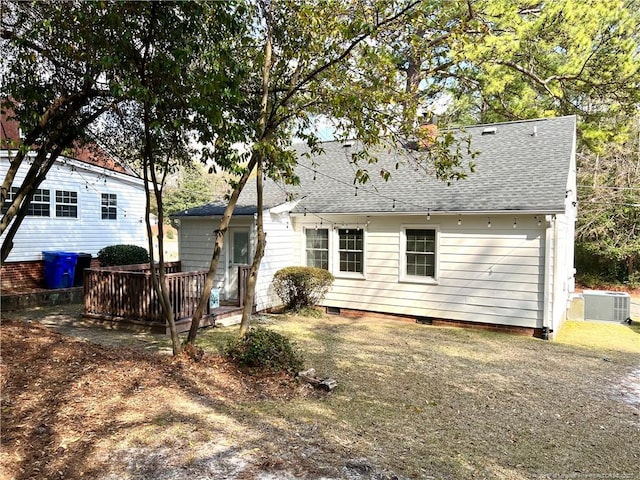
[289,209,565,217]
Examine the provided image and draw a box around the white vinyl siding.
[293,215,545,328]
[178,209,295,311]
[255,210,295,311]
[178,218,232,296]
[0,154,147,262]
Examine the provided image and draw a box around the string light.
[457,215,461,226]
[513,217,517,228]
[427,208,431,221]
[487,217,491,228]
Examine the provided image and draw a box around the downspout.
[551,213,560,339]
[542,214,556,340]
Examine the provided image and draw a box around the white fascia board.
[67,159,144,187]
[269,199,302,215]
[1,149,144,188]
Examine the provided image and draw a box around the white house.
[173,116,577,338]
[0,149,147,291]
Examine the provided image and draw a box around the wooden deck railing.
[83,262,209,324]
[238,265,251,308]
[83,262,252,328]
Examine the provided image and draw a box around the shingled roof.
[174,115,576,217]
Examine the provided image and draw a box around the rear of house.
[175,116,577,338]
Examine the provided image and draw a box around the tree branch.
[274,0,421,112]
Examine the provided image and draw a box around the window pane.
[101,193,117,220]
[233,231,249,264]
[1,187,16,214]
[1,187,50,216]
[306,229,329,269]
[306,229,328,249]
[55,190,78,218]
[406,229,435,253]
[338,229,363,273]
[405,229,435,277]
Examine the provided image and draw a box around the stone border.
[1,287,83,311]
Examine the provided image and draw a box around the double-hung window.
[1,187,50,217]
[306,228,329,270]
[401,227,437,283]
[338,228,364,274]
[101,193,117,220]
[55,190,78,218]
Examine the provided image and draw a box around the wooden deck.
[83,262,250,334]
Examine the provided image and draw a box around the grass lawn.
[194,314,640,479]
[2,309,639,479]
[556,319,640,353]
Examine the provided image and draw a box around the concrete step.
[216,314,242,327]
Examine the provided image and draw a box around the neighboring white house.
[173,116,577,338]
[0,149,147,290]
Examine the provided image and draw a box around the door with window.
[226,228,250,301]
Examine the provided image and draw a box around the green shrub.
[628,272,640,289]
[97,244,150,267]
[273,266,334,311]
[224,326,304,374]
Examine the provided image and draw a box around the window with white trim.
[55,190,78,218]
[306,228,329,270]
[101,193,117,220]
[1,187,50,216]
[401,227,437,282]
[338,228,364,274]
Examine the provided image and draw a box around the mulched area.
[0,319,310,480]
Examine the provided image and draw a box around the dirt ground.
[1,304,639,480]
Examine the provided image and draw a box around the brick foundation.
[1,258,100,294]
[325,306,542,338]
[1,260,45,293]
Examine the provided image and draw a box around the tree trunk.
[142,100,181,355]
[1,132,73,261]
[238,10,273,336]
[239,157,266,335]
[185,155,258,345]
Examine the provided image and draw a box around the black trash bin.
[73,253,93,287]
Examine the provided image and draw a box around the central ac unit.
[583,290,631,323]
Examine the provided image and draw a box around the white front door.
[226,228,250,300]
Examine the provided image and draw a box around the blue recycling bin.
[42,251,78,289]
